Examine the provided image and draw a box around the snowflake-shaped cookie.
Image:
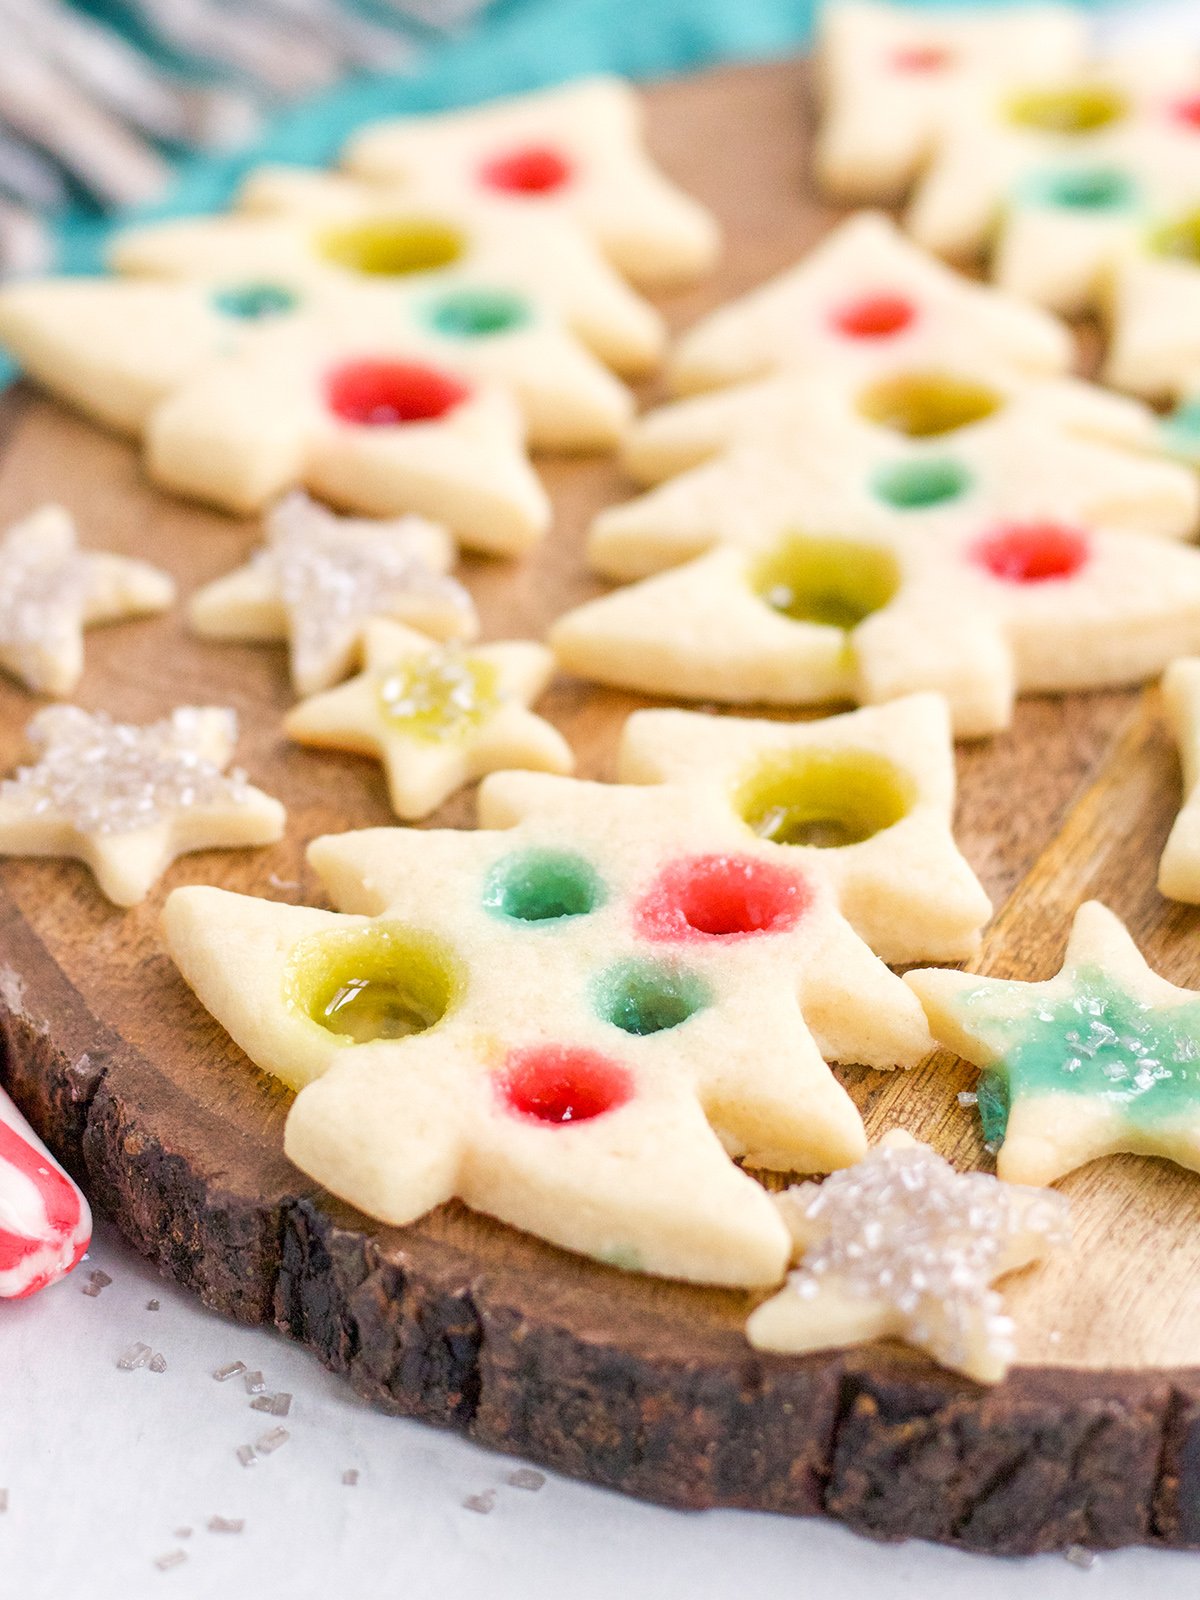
[0,706,285,906]
[112,175,665,375]
[189,492,476,696]
[592,370,1197,581]
[746,1130,1070,1383]
[163,766,936,1286]
[0,505,174,695]
[664,211,1071,396]
[1161,657,1200,903]
[816,1,1088,201]
[0,1083,91,1299]
[283,620,573,820]
[553,508,1200,736]
[338,75,720,286]
[908,901,1200,1187]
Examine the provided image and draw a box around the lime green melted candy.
[960,965,1200,1146]
[377,649,501,742]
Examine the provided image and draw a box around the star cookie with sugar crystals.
[0,505,174,695]
[0,706,285,906]
[339,75,720,287]
[816,1,1088,201]
[163,764,935,1286]
[664,211,1070,396]
[553,510,1200,736]
[283,620,573,820]
[617,695,991,965]
[112,176,664,376]
[1159,658,1200,903]
[746,1130,1071,1384]
[592,370,1197,582]
[189,492,477,696]
[907,902,1200,1187]
[0,268,634,455]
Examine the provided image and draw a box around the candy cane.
[0,1084,90,1299]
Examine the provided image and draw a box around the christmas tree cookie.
[664,211,1071,396]
[338,76,721,287]
[1159,658,1200,903]
[163,760,935,1286]
[552,513,1200,736]
[0,706,285,906]
[746,1130,1070,1383]
[908,902,1200,1187]
[0,505,174,695]
[816,1,1088,201]
[282,621,573,820]
[189,492,476,696]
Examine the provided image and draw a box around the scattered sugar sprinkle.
[1,706,250,836]
[213,1360,247,1383]
[255,1427,289,1456]
[208,1516,245,1535]
[117,1341,153,1371]
[463,1490,496,1515]
[342,1469,359,1487]
[244,1370,266,1395]
[146,1299,160,1312]
[250,1392,292,1417]
[1065,1545,1098,1570]
[0,1489,9,1513]
[173,1528,192,1540]
[957,1090,978,1107]
[236,1445,257,1469]
[506,1468,545,1492]
[149,1353,168,1374]
[82,1268,112,1297]
[154,1551,186,1573]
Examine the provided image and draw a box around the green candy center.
[871,457,972,510]
[597,960,710,1035]
[484,849,605,923]
[424,288,531,339]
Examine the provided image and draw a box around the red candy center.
[326,360,470,426]
[479,145,574,195]
[636,855,810,943]
[1172,94,1200,131]
[973,521,1091,584]
[832,293,917,340]
[499,1045,633,1125]
[890,45,953,72]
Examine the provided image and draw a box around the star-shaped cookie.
[338,75,721,287]
[746,1130,1071,1384]
[0,705,285,906]
[908,901,1200,1187]
[163,769,934,1285]
[0,505,174,695]
[664,211,1071,396]
[189,492,477,696]
[282,620,574,820]
[816,1,1088,201]
[1159,658,1200,903]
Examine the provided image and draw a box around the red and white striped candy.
[0,1085,91,1299]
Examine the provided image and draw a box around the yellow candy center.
[736,749,914,848]
[856,372,1002,437]
[377,648,501,742]
[318,219,465,276]
[752,535,900,630]
[1006,84,1127,135]
[287,923,461,1044]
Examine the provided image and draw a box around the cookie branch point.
[1160,658,1200,902]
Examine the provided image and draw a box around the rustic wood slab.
[2,58,1200,1555]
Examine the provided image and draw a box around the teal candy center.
[871,458,972,510]
[1023,166,1137,211]
[1161,399,1200,466]
[483,849,605,923]
[424,288,531,339]
[211,282,299,320]
[596,960,710,1036]
[960,965,1200,1144]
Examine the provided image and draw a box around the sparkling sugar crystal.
[243,1370,266,1395]
[117,1342,153,1371]
[255,1427,289,1456]
[148,1353,168,1374]
[250,1392,292,1417]
[342,1469,359,1487]
[776,1141,1071,1374]
[463,1490,496,1515]
[153,1550,186,1572]
[1,706,250,836]
[208,1516,245,1534]
[236,1445,257,1469]
[506,1468,546,1492]
[213,1361,247,1383]
[266,491,471,685]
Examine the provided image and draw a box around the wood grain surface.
[2,58,1200,1554]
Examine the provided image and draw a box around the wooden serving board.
[3,57,1200,1556]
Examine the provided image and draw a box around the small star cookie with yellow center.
[907,902,1200,1187]
[1160,658,1200,902]
[0,505,174,696]
[189,492,476,696]
[283,620,573,820]
[338,75,720,287]
[664,211,1071,396]
[162,755,936,1285]
[816,1,1088,201]
[746,1130,1071,1384]
[0,705,285,906]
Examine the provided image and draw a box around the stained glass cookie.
[747,1130,1070,1383]
[1160,658,1200,903]
[908,902,1200,1187]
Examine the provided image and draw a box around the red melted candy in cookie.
[479,145,574,195]
[890,45,953,72]
[1172,95,1200,131]
[636,855,810,943]
[973,521,1091,584]
[326,360,470,426]
[832,293,917,340]
[499,1045,633,1125]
